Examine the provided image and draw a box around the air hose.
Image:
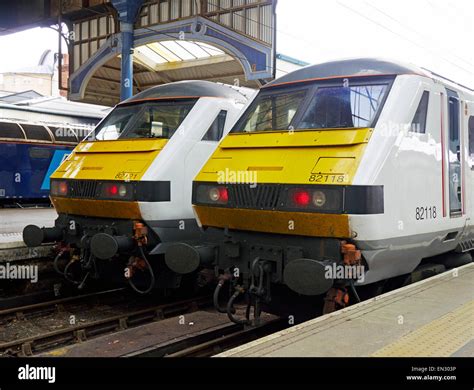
[349,280,361,303]
[226,287,251,325]
[128,246,156,295]
[53,250,66,276]
[213,280,228,313]
[213,273,235,313]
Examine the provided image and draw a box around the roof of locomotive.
[264,58,430,88]
[123,80,247,103]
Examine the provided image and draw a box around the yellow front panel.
[51,139,167,217]
[52,139,166,181]
[196,129,372,185]
[195,129,374,237]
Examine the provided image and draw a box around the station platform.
[217,263,474,357]
[0,208,57,261]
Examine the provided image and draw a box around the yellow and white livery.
[163,59,474,319]
[23,80,253,292]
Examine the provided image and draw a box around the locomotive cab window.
[234,89,307,133]
[410,91,430,133]
[202,110,227,141]
[297,84,388,129]
[91,100,197,141]
[232,81,390,133]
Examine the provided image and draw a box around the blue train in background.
[0,91,108,205]
[0,120,85,204]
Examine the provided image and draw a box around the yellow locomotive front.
[164,60,398,320]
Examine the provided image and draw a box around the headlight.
[312,191,326,207]
[50,180,68,196]
[118,185,128,197]
[101,182,133,200]
[287,187,342,212]
[49,179,170,202]
[194,184,229,205]
[193,183,383,214]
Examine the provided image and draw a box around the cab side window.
[469,116,474,169]
[202,110,228,141]
[411,91,429,133]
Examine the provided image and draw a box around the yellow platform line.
[371,300,474,357]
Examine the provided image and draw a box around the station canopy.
[89,39,251,106]
[0,1,277,106]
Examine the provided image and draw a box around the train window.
[121,100,196,139]
[92,105,142,140]
[91,100,197,140]
[21,124,52,142]
[51,126,79,143]
[297,84,389,129]
[410,91,429,133]
[235,90,307,132]
[202,110,228,141]
[29,147,52,159]
[0,122,25,139]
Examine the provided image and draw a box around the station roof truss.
[55,0,275,106]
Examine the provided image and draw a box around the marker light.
[118,185,128,197]
[312,191,326,207]
[59,181,68,196]
[108,184,118,196]
[293,190,311,206]
[194,184,230,205]
[209,187,228,203]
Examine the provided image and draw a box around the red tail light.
[108,184,118,196]
[293,190,310,206]
[207,186,229,204]
[59,182,68,195]
[218,187,229,202]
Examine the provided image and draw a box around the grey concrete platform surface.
[0,208,57,261]
[217,263,474,357]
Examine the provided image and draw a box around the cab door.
[466,103,474,221]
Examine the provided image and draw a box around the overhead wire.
[336,0,473,76]
[363,0,473,68]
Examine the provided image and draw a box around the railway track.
[0,288,212,356]
[1,258,461,358]
[163,317,287,357]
